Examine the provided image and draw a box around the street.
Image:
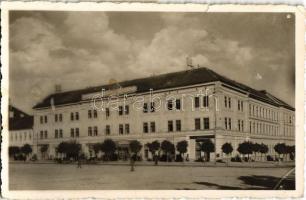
[9,163,294,190]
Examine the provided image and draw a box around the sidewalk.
[10,160,295,168]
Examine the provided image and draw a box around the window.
[195,118,201,130]
[44,130,48,139]
[195,97,200,108]
[249,121,252,133]
[94,126,98,136]
[241,120,244,131]
[119,106,123,115]
[59,114,63,122]
[203,118,209,130]
[88,127,92,136]
[29,134,32,140]
[203,96,209,107]
[241,101,243,111]
[93,110,98,118]
[150,122,156,133]
[176,120,181,131]
[125,124,130,134]
[76,128,79,137]
[224,96,227,108]
[88,110,92,118]
[228,98,231,108]
[44,116,48,123]
[228,118,232,130]
[40,131,43,139]
[125,105,129,115]
[225,118,228,129]
[75,112,79,120]
[55,114,58,122]
[106,108,110,117]
[70,113,74,121]
[59,129,63,138]
[167,100,173,110]
[150,102,155,112]
[105,125,110,135]
[40,116,43,124]
[71,128,74,137]
[238,100,240,111]
[168,120,174,132]
[238,120,241,131]
[143,103,148,113]
[119,124,124,134]
[176,99,181,110]
[55,129,58,138]
[143,122,148,133]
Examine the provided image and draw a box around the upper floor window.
[228,97,231,108]
[88,110,92,118]
[71,128,75,137]
[94,126,98,136]
[44,130,48,139]
[119,106,123,116]
[40,131,43,139]
[59,114,63,122]
[75,112,79,120]
[70,113,74,121]
[225,118,228,129]
[224,117,232,130]
[176,120,181,131]
[106,108,110,117]
[150,102,155,112]
[105,125,111,135]
[75,128,79,137]
[88,127,92,136]
[167,100,173,111]
[195,97,200,108]
[168,120,174,132]
[195,118,201,130]
[175,99,181,110]
[55,114,58,122]
[203,96,209,107]
[59,129,63,138]
[119,124,124,134]
[203,118,209,130]
[55,129,58,138]
[150,122,156,133]
[143,122,149,133]
[93,110,98,118]
[224,96,227,108]
[125,124,130,134]
[143,103,148,113]
[44,116,48,123]
[125,105,129,115]
[40,116,43,124]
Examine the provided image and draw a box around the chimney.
[55,84,62,93]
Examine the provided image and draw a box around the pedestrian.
[77,157,82,168]
[130,154,136,171]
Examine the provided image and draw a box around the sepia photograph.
[1,2,304,199]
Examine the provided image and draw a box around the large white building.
[31,67,295,161]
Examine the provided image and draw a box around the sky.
[9,11,295,114]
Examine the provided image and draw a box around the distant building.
[9,105,34,148]
[32,67,295,161]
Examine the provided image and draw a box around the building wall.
[32,82,295,160]
[9,129,34,147]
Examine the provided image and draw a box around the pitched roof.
[33,67,294,111]
[9,105,34,130]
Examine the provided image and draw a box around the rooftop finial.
[186,56,194,70]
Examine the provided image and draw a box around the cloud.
[9,12,294,113]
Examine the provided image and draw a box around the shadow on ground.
[192,175,295,190]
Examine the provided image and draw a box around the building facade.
[9,105,34,148]
[32,67,295,160]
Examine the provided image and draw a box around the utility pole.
[214,89,217,165]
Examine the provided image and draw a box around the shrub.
[266,155,274,161]
[231,155,242,162]
[175,154,183,162]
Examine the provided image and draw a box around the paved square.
[9,163,292,190]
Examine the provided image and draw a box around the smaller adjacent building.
[9,105,34,148]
